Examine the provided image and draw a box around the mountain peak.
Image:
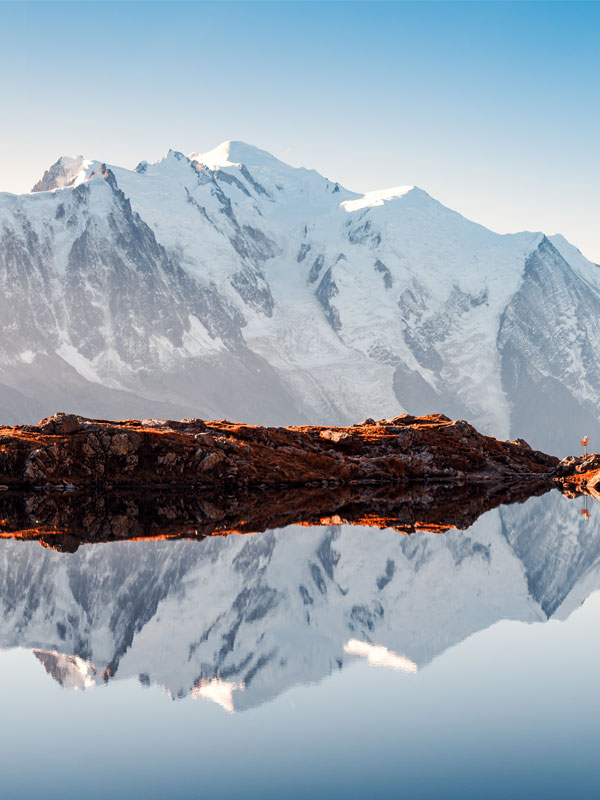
[31,155,97,193]
[189,140,283,170]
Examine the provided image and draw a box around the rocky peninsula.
[0,411,559,490]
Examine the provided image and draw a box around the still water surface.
[0,489,599,799]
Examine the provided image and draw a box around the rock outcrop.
[555,454,600,499]
[0,412,559,492]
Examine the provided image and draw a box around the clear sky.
[1,0,598,260]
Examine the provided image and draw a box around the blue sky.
[1,0,599,259]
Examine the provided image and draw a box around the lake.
[0,488,598,799]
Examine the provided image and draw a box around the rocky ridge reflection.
[0,477,553,551]
[0,489,597,711]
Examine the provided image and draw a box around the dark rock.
[38,413,83,435]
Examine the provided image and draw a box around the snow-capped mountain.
[0,491,598,711]
[1,141,599,452]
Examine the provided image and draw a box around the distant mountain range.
[1,141,599,453]
[0,491,598,711]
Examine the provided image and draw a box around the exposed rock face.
[0,412,558,492]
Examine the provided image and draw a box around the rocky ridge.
[0,411,558,491]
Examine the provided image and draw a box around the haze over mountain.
[1,141,599,453]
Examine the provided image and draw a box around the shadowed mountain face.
[0,489,597,711]
[1,144,600,453]
[498,237,600,455]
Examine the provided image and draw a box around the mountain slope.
[1,141,598,452]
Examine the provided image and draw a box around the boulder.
[38,413,82,435]
[320,430,353,444]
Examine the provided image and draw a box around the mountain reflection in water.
[0,488,597,712]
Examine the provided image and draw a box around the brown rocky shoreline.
[0,411,597,551]
[0,411,559,490]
